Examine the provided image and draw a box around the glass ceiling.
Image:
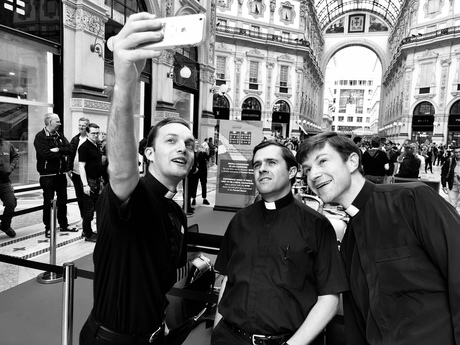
[315,0,405,31]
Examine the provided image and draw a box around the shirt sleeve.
[412,185,460,343]
[214,217,238,275]
[78,144,88,163]
[313,216,349,295]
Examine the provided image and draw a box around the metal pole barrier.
[184,176,189,211]
[62,262,75,345]
[37,199,63,284]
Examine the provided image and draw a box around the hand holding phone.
[107,14,206,52]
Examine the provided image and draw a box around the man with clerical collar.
[296,132,460,345]
[212,140,348,345]
[79,13,195,345]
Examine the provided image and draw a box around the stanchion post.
[184,176,189,211]
[37,198,63,284]
[62,262,75,345]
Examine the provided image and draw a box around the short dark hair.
[86,123,99,133]
[296,132,364,175]
[252,140,298,184]
[370,135,381,148]
[353,136,362,144]
[146,117,190,148]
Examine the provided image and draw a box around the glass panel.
[0,0,61,44]
[0,35,53,186]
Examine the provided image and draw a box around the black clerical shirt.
[92,172,187,334]
[215,192,348,335]
[341,180,460,345]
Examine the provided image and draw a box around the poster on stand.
[214,120,264,211]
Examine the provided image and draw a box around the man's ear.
[348,152,360,173]
[144,147,154,162]
[288,166,298,180]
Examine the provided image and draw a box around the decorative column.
[437,58,451,141]
[401,64,415,138]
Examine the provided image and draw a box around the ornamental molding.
[246,49,265,59]
[70,98,110,112]
[64,2,106,35]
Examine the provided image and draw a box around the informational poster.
[214,120,264,211]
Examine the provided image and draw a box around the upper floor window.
[248,0,265,18]
[216,56,226,80]
[249,61,259,84]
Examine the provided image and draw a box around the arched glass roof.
[315,0,405,31]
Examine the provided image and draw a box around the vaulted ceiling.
[315,0,405,31]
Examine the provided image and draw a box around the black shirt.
[341,180,460,345]
[92,172,187,334]
[362,149,389,176]
[78,140,103,179]
[215,192,349,335]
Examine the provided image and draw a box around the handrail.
[216,25,311,48]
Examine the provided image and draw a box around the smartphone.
[107,14,206,52]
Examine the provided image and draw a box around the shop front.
[0,1,62,188]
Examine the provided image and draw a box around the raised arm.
[106,13,164,202]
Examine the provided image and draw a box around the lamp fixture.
[90,24,104,59]
[210,84,228,95]
[167,65,192,79]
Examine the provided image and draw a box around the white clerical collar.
[164,191,176,199]
[344,204,359,217]
[264,201,276,210]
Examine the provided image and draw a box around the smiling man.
[212,140,348,345]
[79,13,195,345]
[296,132,460,345]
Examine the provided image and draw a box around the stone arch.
[145,0,160,15]
[271,98,294,113]
[321,39,389,74]
[410,99,439,115]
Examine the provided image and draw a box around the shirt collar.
[44,127,59,137]
[143,171,176,199]
[344,179,375,217]
[263,192,294,210]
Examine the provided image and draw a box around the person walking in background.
[441,145,460,211]
[297,132,460,345]
[395,142,421,178]
[184,141,198,216]
[78,123,102,242]
[208,137,216,166]
[0,133,19,238]
[423,143,433,173]
[79,13,194,345]
[69,117,90,223]
[34,113,77,238]
[99,130,108,186]
[212,140,348,345]
[191,142,210,207]
[361,135,389,184]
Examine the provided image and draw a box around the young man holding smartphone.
[79,14,195,345]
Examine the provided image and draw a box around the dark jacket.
[34,128,72,175]
[441,157,458,189]
[395,154,421,178]
[68,133,81,172]
[0,139,19,182]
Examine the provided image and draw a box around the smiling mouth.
[172,158,187,165]
[316,180,331,189]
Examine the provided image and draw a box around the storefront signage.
[214,120,263,211]
[241,109,261,121]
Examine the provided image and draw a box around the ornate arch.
[321,39,389,74]
[145,0,161,14]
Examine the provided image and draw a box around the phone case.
[139,14,206,50]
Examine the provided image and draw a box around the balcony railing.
[400,26,460,45]
[216,26,310,48]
